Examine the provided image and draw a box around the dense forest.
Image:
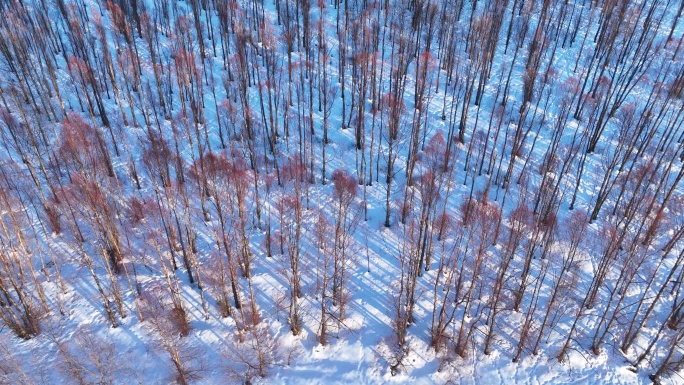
[0,0,683,383]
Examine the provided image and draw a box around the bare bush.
[223,324,281,384]
[141,288,204,385]
[51,324,137,385]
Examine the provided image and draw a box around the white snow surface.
[0,0,683,384]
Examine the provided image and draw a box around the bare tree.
[141,287,203,385]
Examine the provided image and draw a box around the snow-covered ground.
[0,0,683,384]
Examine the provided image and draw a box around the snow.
[0,0,683,384]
